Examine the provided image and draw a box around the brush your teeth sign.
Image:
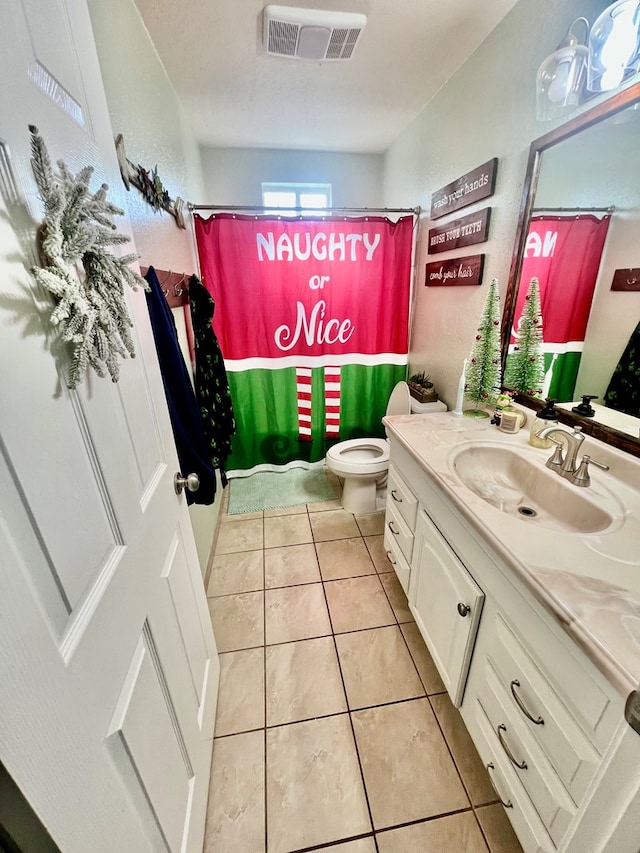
[194,213,413,472]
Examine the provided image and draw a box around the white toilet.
[325,381,411,514]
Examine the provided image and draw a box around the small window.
[262,182,332,215]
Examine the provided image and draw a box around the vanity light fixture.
[587,0,640,92]
[536,18,590,121]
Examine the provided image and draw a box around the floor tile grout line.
[373,805,482,839]
[425,692,490,816]
[321,576,380,851]
[261,522,268,853]
[397,618,440,699]
[471,802,501,853]
[286,830,377,853]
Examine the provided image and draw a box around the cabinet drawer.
[383,530,411,593]
[473,697,555,853]
[384,499,414,564]
[489,613,602,804]
[410,510,484,707]
[478,661,576,847]
[387,466,418,529]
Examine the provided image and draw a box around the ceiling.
[132,0,519,154]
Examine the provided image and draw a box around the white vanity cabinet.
[385,436,640,853]
[410,509,484,707]
[385,454,485,707]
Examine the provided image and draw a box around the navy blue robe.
[144,266,217,505]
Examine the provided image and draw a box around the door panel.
[162,533,211,711]
[0,1,218,851]
[109,625,195,853]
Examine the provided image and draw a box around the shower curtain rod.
[532,205,615,213]
[188,203,421,216]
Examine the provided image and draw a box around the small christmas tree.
[464,277,502,417]
[504,277,545,397]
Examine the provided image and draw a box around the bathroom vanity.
[382,412,640,853]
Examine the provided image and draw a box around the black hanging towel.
[144,266,217,505]
[188,275,235,485]
[604,320,640,418]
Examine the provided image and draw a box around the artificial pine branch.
[28,125,148,389]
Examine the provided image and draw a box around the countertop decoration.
[504,276,545,397]
[464,276,501,417]
[29,126,147,389]
[408,370,438,402]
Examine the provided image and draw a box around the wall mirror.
[502,79,640,458]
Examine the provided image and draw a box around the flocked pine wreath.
[29,125,147,389]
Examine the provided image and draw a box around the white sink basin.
[450,443,614,533]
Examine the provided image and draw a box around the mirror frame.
[501,79,640,459]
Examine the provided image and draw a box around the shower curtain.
[195,214,414,475]
[508,214,610,401]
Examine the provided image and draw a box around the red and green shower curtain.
[194,214,413,474]
[508,214,610,401]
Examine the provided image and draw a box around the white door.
[0,2,218,851]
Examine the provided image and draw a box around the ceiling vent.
[263,5,367,61]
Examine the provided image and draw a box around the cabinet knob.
[457,602,471,617]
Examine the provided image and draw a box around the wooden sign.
[428,208,491,254]
[430,158,498,220]
[611,268,640,291]
[425,254,484,287]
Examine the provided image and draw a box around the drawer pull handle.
[497,724,527,770]
[388,521,400,535]
[486,763,513,808]
[510,680,544,726]
[391,489,403,503]
[385,549,397,565]
[457,602,471,617]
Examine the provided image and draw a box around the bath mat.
[228,468,338,515]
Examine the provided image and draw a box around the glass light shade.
[588,0,640,92]
[536,43,589,120]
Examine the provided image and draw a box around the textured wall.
[88,0,220,573]
[199,146,384,208]
[382,0,611,411]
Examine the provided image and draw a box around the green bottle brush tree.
[464,277,502,418]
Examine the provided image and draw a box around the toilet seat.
[325,438,389,475]
[325,381,412,513]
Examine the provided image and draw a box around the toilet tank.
[385,381,411,417]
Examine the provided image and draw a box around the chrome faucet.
[536,424,585,478]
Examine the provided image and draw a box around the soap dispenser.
[572,395,597,417]
[529,398,560,448]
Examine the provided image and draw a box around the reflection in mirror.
[502,81,640,456]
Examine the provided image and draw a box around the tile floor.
[203,483,524,853]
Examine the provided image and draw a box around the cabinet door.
[409,510,484,707]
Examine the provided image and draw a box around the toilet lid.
[386,381,411,416]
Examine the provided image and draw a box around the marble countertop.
[383,411,640,701]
